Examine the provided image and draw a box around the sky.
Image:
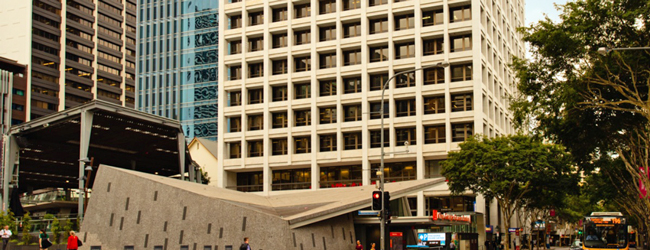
[525,0,569,26]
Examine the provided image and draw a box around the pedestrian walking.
[67,231,80,250]
[0,225,12,250]
[355,240,363,250]
[450,241,457,250]
[239,237,251,250]
[370,242,376,250]
[39,229,52,250]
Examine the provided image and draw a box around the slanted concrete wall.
[81,166,356,250]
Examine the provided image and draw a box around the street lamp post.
[379,61,449,250]
[597,46,650,55]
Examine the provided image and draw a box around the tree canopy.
[511,0,650,170]
[441,134,577,250]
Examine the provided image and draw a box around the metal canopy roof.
[5,100,192,191]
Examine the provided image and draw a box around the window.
[320,134,337,152]
[370,130,389,148]
[319,80,337,96]
[423,38,444,55]
[369,73,389,91]
[272,168,311,190]
[452,123,473,142]
[294,30,311,45]
[450,6,471,22]
[371,162,416,182]
[31,100,57,110]
[272,59,288,75]
[320,165,362,188]
[33,14,59,28]
[228,65,242,80]
[295,136,311,153]
[272,7,288,22]
[369,18,388,34]
[295,109,311,126]
[229,40,242,54]
[248,89,263,104]
[423,10,444,26]
[395,43,415,59]
[272,33,288,48]
[272,112,288,128]
[229,142,241,158]
[395,13,415,30]
[247,140,263,157]
[229,15,242,29]
[13,89,25,96]
[396,71,416,88]
[248,62,263,78]
[248,37,263,52]
[295,83,311,99]
[319,0,336,14]
[12,104,24,111]
[248,115,264,131]
[272,138,288,155]
[451,93,473,111]
[272,85,288,101]
[228,91,242,106]
[229,117,242,132]
[370,45,389,62]
[294,3,311,18]
[319,26,336,41]
[319,53,336,69]
[395,99,416,117]
[369,0,387,7]
[343,22,361,38]
[319,107,337,124]
[248,11,264,26]
[424,67,444,84]
[344,132,362,150]
[236,171,263,191]
[396,127,416,146]
[451,35,472,52]
[343,49,361,66]
[451,64,472,82]
[425,125,446,143]
[294,56,311,72]
[369,101,389,119]
[344,104,362,121]
[343,0,360,10]
[424,96,445,114]
[344,77,362,94]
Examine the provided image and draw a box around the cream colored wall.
[188,142,219,186]
[0,0,31,64]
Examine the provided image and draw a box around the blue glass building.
[137,0,218,140]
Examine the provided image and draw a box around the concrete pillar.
[78,110,93,222]
[177,132,186,181]
[2,135,18,211]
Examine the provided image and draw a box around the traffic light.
[578,230,583,235]
[384,191,391,214]
[372,191,382,210]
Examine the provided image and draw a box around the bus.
[583,212,628,250]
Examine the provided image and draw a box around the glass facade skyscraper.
[137,0,218,140]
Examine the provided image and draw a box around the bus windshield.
[584,223,627,248]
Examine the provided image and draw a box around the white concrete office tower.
[0,0,137,121]
[218,0,524,229]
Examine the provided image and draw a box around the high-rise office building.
[0,0,138,120]
[136,0,218,140]
[218,0,524,225]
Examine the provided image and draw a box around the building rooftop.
[6,100,193,191]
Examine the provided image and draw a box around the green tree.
[441,135,577,250]
[20,212,32,245]
[63,219,72,240]
[511,0,650,243]
[51,217,61,244]
[0,210,16,235]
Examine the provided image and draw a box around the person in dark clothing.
[240,237,251,250]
